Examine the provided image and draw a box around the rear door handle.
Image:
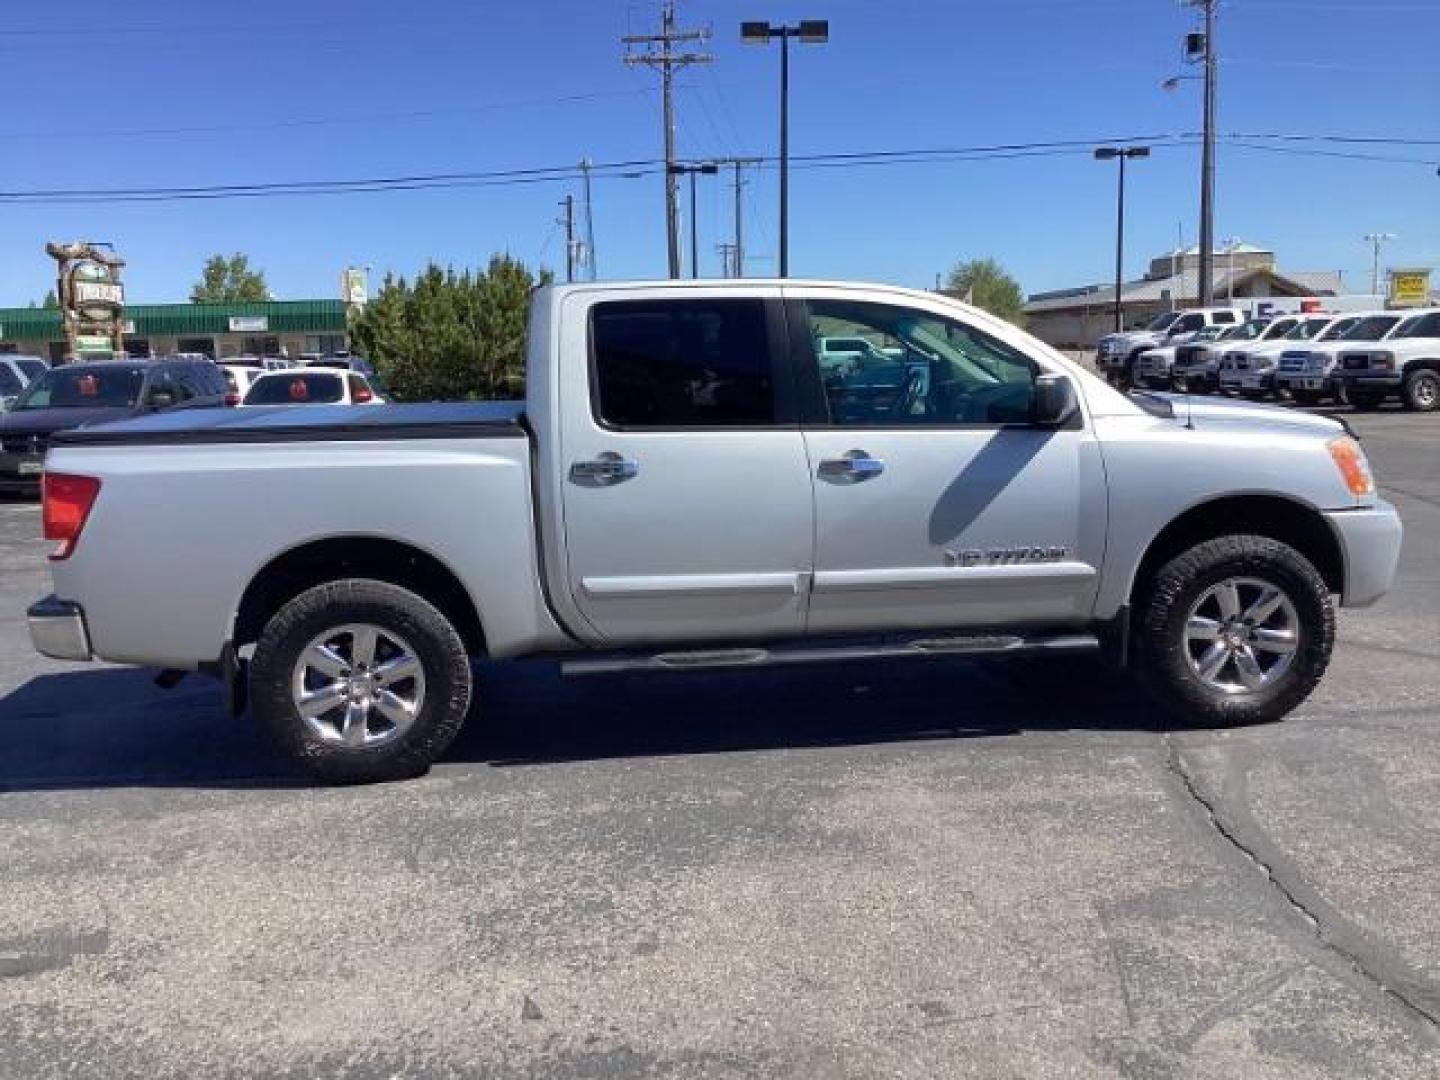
[570,452,640,485]
[817,450,885,482]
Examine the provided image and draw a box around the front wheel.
[1402,369,1440,412]
[250,579,474,783]
[1133,535,1334,726]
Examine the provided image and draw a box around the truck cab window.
[590,299,777,428]
[804,300,1037,426]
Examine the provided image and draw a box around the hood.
[0,405,136,437]
[1154,393,1346,437]
[1101,330,1163,350]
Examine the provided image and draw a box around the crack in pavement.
[1164,735,1440,1037]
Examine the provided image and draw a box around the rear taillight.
[43,472,102,561]
[224,392,241,407]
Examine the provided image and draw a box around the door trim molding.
[581,571,806,599]
[813,562,1095,593]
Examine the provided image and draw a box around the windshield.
[1145,311,1182,332]
[1319,318,1358,341]
[1341,316,1402,342]
[1192,325,1228,341]
[1285,318,1331,340]
[244,372,344,405]
[1260,319,1297,339]
[11,366,144,410]
[1393,312,1440,339]
[1224,320,1268,341]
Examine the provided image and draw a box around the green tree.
[944,258,1026,326]
[348,254,551,402]
[190,253,270,303]
[28,290,58,309]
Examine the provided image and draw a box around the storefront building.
[0,299,348,362]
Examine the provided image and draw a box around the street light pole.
[1196,0,1218,306]
[1095,146,1150,334]
[669,162,720,278]
[742,19,829,278]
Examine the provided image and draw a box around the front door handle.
[817,449,885,482]
[570,452,640,485]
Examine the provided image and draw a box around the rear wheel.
[1402,369,1440,412]
[1133,535,1334,726]
[250,579,473,783]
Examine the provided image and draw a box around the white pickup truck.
[28,281,1402,782]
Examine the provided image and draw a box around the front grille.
[1,435,45,456]
[1226,353,1250,371]
[1279,353,1308,372]
[1341,353,1371,371]
[1176,345,1204,366]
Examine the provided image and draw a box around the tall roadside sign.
[1389,268,1432,309]
[45,241,127,361]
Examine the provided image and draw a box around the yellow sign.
[1390,269,1431,307]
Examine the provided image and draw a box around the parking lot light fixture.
[741,18,830,277]
[1094,146,1151,335]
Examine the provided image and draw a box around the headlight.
[1328,435,1375,498]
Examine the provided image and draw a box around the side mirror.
[1032,373,1079,427]
[147,389,176,410]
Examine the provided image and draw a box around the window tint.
[1342,316,1401,341]
[0,366,21,396]
[244,372,345,405]
[1213,311,1239,324]
[805,300,1036,426]
[591,299,776,427]
[17,360,47,379]
[1172,313,1205,334]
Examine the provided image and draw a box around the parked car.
[1096,307,1244,389]
[0,359,227,494]
[220,365,268,407]
[1217,314,1349,400]
[27,280,1401,783]
[0,355,50,411]
[1136,321,1258,391]
[1331,308,1440,412]
[1270,312,1410,407]
[240,369,383,407]
[1170,317,1291,394]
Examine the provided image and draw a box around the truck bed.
[52,401,527,447]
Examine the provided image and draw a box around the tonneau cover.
[52,401,527,446]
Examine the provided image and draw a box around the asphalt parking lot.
[1,409,1437,1079]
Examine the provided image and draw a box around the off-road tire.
[250,579,473,783]
[1401,369,1440,412]
[1133,535,1334,727]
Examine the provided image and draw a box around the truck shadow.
[0,658,1171,791]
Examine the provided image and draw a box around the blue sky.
[1,0,1436,305]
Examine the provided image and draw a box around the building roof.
[0,299,347,341]
[1023,266,1342,314]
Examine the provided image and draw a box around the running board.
[561,632,1100,677]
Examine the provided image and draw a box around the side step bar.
[561,632,1100,677]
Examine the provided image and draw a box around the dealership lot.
[0,411,1437,1078]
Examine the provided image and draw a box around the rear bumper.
[1324,502,1403,609]
[28,595,93,661]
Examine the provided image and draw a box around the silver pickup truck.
[28,280,1403,782]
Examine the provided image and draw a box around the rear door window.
[590,299,782,427]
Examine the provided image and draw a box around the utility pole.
[1365,232,1397,296]
[623,2,711,279]
[579,158,597,280]
[1191,0,1218,307]
[716,242,738,278]
[560,195,577,284]
[717,156,762,277]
